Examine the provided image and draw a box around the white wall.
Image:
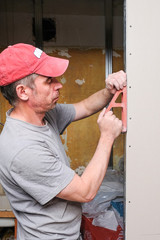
[125,0,160,239]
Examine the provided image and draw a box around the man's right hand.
[97,108,122,141]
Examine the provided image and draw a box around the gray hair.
[0,74,38,106]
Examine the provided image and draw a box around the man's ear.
[16,85,29,101]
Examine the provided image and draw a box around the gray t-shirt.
[0,104,82,240]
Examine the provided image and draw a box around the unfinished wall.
[55,48,105,171]
[0,0,123,49]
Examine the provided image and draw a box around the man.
[0,43,126,240]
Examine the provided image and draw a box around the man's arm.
[73,70,126,121]
[57,109,122,202]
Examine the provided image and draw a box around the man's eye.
[47,78,52,84]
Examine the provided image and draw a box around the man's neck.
[10,105,45,126]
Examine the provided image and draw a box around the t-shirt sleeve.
[10,143,75,205]
[46,104,76,134]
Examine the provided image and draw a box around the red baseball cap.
[0,43,69,86]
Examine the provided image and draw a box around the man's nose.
[54,81,63,90]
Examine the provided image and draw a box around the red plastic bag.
[81,215,123,240]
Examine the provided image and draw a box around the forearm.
[84,88,113,113]
[80,134,114,201]
[74,88,113,120]
[57,134,114,203]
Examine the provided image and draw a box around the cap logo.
[34,48,43,59]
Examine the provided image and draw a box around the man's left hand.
[105,70,127,95]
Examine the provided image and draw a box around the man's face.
[28,75,63,113]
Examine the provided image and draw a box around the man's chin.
[51,102,57,109]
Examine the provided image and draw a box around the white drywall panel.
[125,0,160,239]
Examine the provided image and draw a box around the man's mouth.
[54,96,59,102]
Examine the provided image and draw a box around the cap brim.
[35,54,69,77]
